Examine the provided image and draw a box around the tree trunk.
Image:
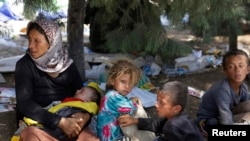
[67,0,85,81]
[229,29,238,50]
[227,22,238,50]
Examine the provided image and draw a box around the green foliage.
[104,23,166,55]
[88,0,193,58]
[179,0,250,38]
[15,0,58,20]
[159,39,192,64]
[19,0,250,59]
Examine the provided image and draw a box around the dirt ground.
[168,68,224,119]
[0,67,225,141]
[146,67,225,119]
[0,29,249,140]
[0,73,16,141]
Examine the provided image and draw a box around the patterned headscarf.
[27,18,73,77]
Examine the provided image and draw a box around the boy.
[118,81,204,141]
[195,49,250,137]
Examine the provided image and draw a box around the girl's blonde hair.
[106,59,142,90]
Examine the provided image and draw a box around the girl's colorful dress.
[97,90,137,141]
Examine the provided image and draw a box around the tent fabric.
[0,2,21,22]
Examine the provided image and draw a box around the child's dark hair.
[159,81,188,111]
[222,49,250,69]
[87,86,101,106]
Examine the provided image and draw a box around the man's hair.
[159,81,188,110]
[222,49,250,69]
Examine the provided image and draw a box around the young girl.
[97,59,142,141]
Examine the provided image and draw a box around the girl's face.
[224,55,250,85]
[28,29,50,59]
[111,73,133,96]
[155,91,181,119]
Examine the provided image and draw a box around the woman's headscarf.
[27,18,73,77]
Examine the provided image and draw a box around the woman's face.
[28,29,50,59]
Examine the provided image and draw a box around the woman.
[15,18,94,141]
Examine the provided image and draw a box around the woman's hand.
[58,112,90,138]
[58,117,82,138]
[118,114,138,127]
[71,112,90,128]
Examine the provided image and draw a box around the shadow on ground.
[0,68,225,141]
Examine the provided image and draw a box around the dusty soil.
[0,67,225,141]
[0,73,16,141]
[0,29,248,140]
[144,29,227,119]
[145,67,224,119]
[166,68,224,119]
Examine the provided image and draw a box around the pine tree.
[85,0,192,60]
[18,0,58,19]
[166,0,250,50]
[87,0,250,54]
[17,0,250,75]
